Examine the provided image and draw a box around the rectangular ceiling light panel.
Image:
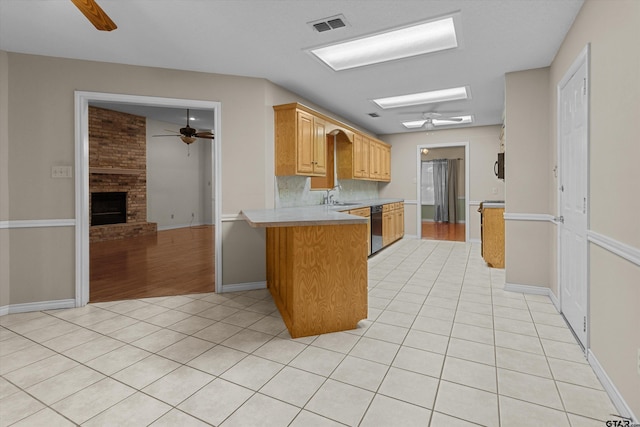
[374,86,468,109]
[311,16,458,71]
[432,115,473,125]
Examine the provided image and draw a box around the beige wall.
[0,50,9,308]
[504,67,551,289]
[549,0,640,416]
[3,53,277,300]
[380,125,503,240]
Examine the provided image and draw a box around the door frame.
[74,92,223,306]
[556,44,590,349]
[415,142,470,242]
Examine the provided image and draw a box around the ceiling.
[0,0,583,135]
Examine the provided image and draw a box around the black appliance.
[494,152,505,180]
[370,205,383,254]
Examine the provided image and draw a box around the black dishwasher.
[371,205,383,254]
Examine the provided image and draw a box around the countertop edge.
[240,199,404,228]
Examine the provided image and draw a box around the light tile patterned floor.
[0,239,619,426]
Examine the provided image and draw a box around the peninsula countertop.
[241,198,403,228]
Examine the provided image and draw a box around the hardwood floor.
[421,221,466,242]
[90,226,215,302]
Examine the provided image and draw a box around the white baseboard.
[504,282,561,311]
[157,223,208,231]
[221,281,267,293]
[0,299,76,316]
[588,349,638,423]
[468,238,481,244]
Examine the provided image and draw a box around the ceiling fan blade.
[70,0,117,31]
[439,117,464,122]
[152,134,180,137]
[194,131,215,139]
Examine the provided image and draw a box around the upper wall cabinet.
[338,133,391,182]
[275,104,326,177]
[274,103,391,182]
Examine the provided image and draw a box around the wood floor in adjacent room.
[90,226,215,302]
[421,221,466,242]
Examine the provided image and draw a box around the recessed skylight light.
[432,115,473,126]
[310,16,458,71]
[374,86,468,109]
[402,120,428,129]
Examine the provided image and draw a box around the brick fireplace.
[89,106,157,243]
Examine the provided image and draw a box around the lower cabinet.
[348,207,371,255]
[481,207,505,268]
[382,202,404,247]
[266,224,368,338]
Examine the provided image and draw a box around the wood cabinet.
[353,133,370,178]
[380,144,391,182]
[480,206,505,268]
[275,105,326,176]
[348,207,371,255]
[266,224,368,338]
[337,134,391,182]
[382,202,404,247]
[274,103,391,182]
[394,202,404,241]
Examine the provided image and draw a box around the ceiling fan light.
[310,16,458,71]
[375,86,468,109]
[180,136,197,144]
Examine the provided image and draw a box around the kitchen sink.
[333,202,359,206]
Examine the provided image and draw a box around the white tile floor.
[0,239,619,426]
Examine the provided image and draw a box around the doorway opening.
[75,92,222,307]
[416,143,470,242]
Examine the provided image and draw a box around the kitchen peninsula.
[241,205,369,338]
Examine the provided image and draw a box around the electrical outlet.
[191,213,195,218]
[637,348,640,376]
[171,214,174,219]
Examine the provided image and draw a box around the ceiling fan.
[153,109,215,145]
[402,112,466,130]
[70,0,117,31]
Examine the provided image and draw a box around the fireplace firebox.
[91,192,127,226]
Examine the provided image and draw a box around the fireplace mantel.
[90,168,144,175]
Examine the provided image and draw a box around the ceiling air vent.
[309,14,349,33]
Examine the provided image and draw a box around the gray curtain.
[432,159,448,222]
[447,159,459,224]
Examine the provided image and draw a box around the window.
[421,161,435,205]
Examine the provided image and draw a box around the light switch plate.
[52,166,72,178]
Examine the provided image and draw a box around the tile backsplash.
[275,176,379,208]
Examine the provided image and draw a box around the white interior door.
[559,56,589,348]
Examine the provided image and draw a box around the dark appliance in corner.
[370,205,383,255]
[494,152,505,180]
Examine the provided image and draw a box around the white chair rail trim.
[587,230,640,268]
[0,219,76,229]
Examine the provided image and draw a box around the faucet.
[323,184,342,205]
